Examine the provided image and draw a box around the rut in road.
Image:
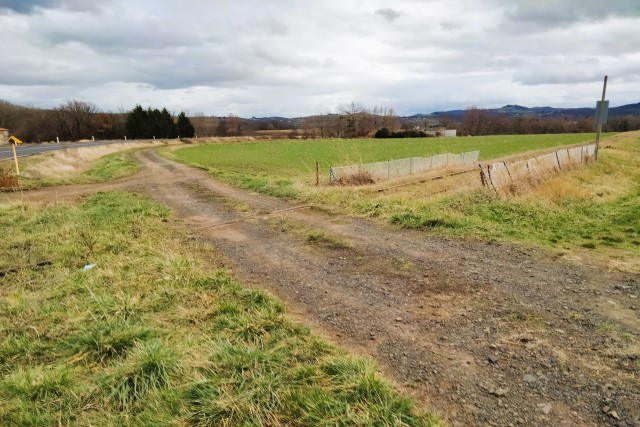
[5,148,639,427]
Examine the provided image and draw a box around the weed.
[0,365,74,401]
[64,321,154,363]
[306,230,350,249]
[102,340,181,409]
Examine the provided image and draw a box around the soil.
[4,149,639,427]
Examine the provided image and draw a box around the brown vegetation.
[0,167,19,191]
[330,171,376,186]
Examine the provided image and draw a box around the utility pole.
[594,75,608,161]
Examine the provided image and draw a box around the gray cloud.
[0,0,101,14]
[0,0,638,116]
[0,0,55,14]
[501,0,640,31]
[374,8,401,22]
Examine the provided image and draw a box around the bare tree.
[339,101,366,138]
[227,114,243,136]
[55,100,98,141]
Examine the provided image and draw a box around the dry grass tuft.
[532,177,594,202]
[0,167,20,190]
[331,171,376,186]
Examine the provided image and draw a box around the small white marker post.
[56,136,60,144]
[92,136,95,141]
[124,136,127,140]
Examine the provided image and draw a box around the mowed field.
[172,133,613,182]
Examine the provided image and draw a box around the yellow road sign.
[9,135,23,144]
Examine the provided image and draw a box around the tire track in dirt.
[4,148,639,427]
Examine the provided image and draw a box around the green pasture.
[170,133,612,183]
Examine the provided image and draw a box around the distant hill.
[419,102,640,121]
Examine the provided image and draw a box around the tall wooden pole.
[594,75,608,161]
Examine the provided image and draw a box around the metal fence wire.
[482,144,596,194]
[329,151,480,183]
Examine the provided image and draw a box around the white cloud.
[0,0,638,116]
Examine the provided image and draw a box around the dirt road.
[6,149,639,427]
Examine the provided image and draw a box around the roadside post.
[9,135,23,176]
[594,75,609,161]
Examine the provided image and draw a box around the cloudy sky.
[1,0,639,116]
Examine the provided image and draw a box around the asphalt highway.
[0,140,137,162]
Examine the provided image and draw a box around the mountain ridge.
[407,101,640,120]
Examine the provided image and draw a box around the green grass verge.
[381,187,640,250]
[0,192,440,426]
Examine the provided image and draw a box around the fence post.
[479,164,487,187]
[316,161,319,186]
[503,161,512,180]
[486,165,499,195]
[555,151,562,170]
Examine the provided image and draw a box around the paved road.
[0,139,138,162]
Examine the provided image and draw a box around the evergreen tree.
[125,105,148,139]
[126,105,179,139]
[160,108,178,138]
[176,112,195,137]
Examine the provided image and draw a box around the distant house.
[425,128,457,137]
[0,128,9,144]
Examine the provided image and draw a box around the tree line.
[0,100,194,142]
[2,99,639,143]
[455,107,640,136]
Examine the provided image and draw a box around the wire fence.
[481,144,596,194]
[329,151,480,184]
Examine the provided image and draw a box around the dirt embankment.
[4,149,639,427]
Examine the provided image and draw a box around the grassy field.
[0,192,440,426]
[168,132,640,268]
[169,133,612,185]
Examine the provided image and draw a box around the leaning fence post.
[503,161,512,180]
[555,151,562,170]
[479,164,487,187]
[316,161,319,187]
[486,165,499,195]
